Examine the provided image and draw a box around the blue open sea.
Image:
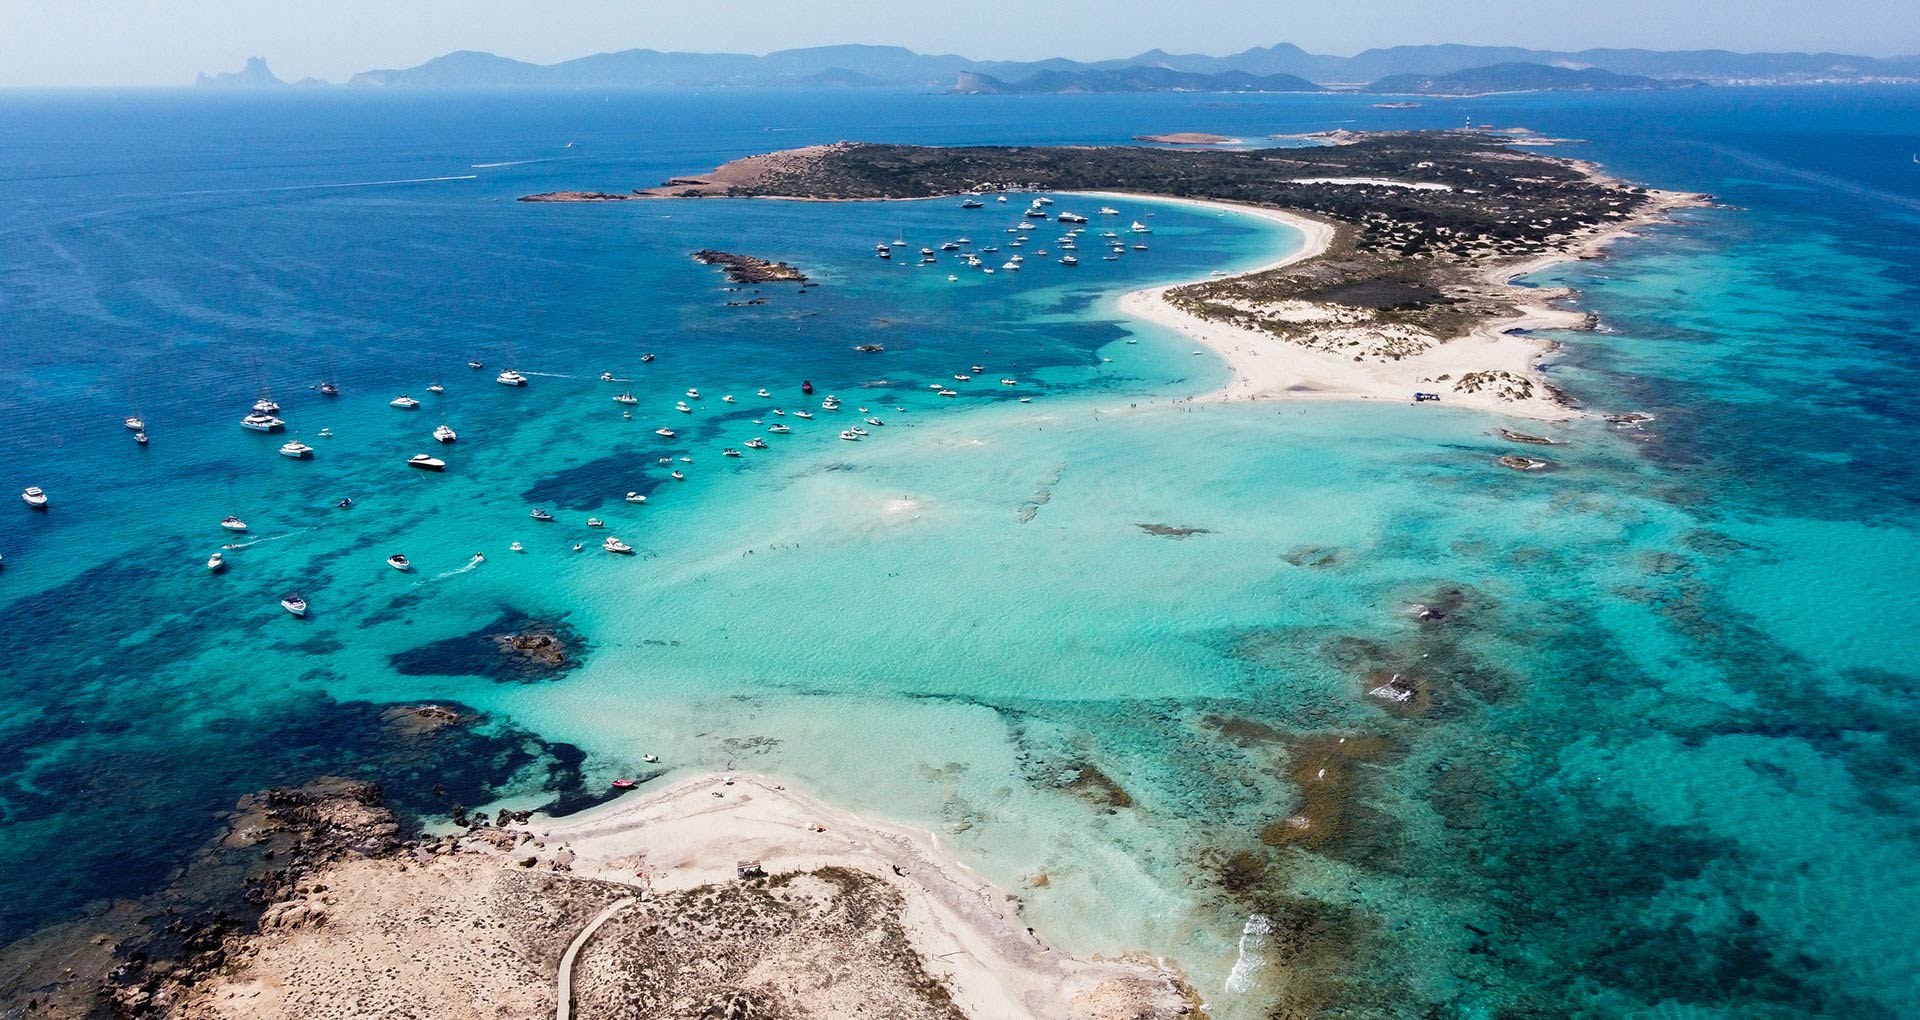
[1,86,1917,1017]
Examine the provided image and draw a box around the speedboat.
[745,437,768,449]
[603,536,634,554]
[240,413,285,432]
[510,541,524,552]
[1001,378,1018,386]
[318,428,333,437]
[670,470,685,481]
[529,508,554,521]
[625,492,648,503]
[1058,212,1088,224]
[278,440,313,459]
[685,388,700,399]
[938,388,958,397]
[599,372,615,381]
[586,517,604,527]
[839,430,860,441]
[1131,221,1152,233]
[757,388,771,397]
[407,454,446,471]
[386,554,411,572]
[220,516,248,532]
[675,401,692,413]
[802,381,814,395]
[1019,396,1033,403]
[864,416,884,426]
[768,424,792,434]
[1002,261,1021,271]
[338,497,353,508]
[640,353,655,362]
[21,487,48,509]
[1100,207,1119,216]
[124,416,145,431]
[614,393,639,405]
[280,593,308,617]
[722,447,741,457]
[940,241,960,251]
[320,381,339,396]
[390,396,420,409]
[1133,243,1149,251]
[252,398,280,414]
[133,431,149,446]
[496,370,528,387]
[678,455,693,463]
[468,360,484,369]
[772,408,785,416]
[655,427,676,438]
[960,198,983,209]
[207,551,224,573]
[433,425,457,443]
[793,410,813,419]
[722,395,735,403]
[971,365,984,373]
[427,383,444,394]
[1060,255,1079,266]
[850,427,869,437]
[954,374,972,382]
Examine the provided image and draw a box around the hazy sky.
[3,0,1918,87]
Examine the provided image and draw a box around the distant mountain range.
[197,42,1920,92]
[1365,63,1700,95]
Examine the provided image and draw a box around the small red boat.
[801,380,814,395]
[611,778,636,789]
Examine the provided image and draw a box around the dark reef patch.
[389,609,586,682]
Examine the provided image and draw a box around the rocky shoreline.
[692,249,810,284]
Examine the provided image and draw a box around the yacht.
[603,536,634,554]
[241,413,285,432]
[433,424,457,443]
[614,393,639,405]
[427,382,444,394]
[960,198,983,209]
[1058,212,1088,224]
[1100,206,1120,216]
[21,486,48,509]
[793,410,814,419]
[744,437,768,449]
[864,416,884,427]
[1131,221,1152,233]
[723,448,742,457]
[768,424,792,434]
[839,430,860,441]
[655,427,676,438]
[134,431,149,446]
[390,395,420,409]
[220,516,248,532]
[1060,255,1079,266]
[529,508,554,521]
[407,453,446,471]
[757,388,771,397]
[207,551,225,573]
[625,492,648,503]
[586,517,604,527]
[278,440,314,459]
[386,554,411,572]
[124,416,145,431]
[252,398,280,415]
[675,401,692,413]
[496,369,528,387]
[280,593,308,617]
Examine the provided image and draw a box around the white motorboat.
[615,393,639,405]
[124,416,145,431]
[468,360,484,369]
[675,401,692,413]
[745,438,768,449]
[864,416,884,426]
[685,388,700,399]
[722,395,735,403]
[496,369,528,386]
[625,491,648,503]
[599,371,615,381]
[279,440,314,459]
[1133,243,1149,251]
[22,485,51,509]
[938,388,958,397]
[1000,378,1018,385]
[510,541,524,552]
[603,536,634,554]
[220,516,248,532]
[757,388,771,397]
[655,428,676,438]
[768,424,792,434]
[1058,212,1088,224]
[1002,261,1021,271]
[280,593,308,617]
[671,470,685,480]
[240,413,285,432]
[1100,207,1120,216]
[390,395,420,409]
[722,448,741,457]
[407,454,446,471]
[953,374,971,382]
[586,517,604,527]
[850,427,869,436]
[529,508,555,521]
[1131,221,1152,233]
[793,410,813,419]
[207,551,225,573]
[434,425,457,443]
[133,431,149,446]
[1060,255,1079,266]
[839,430,860,441]
[386,554,411,571]
[252,398,280,414]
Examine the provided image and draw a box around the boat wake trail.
[432,555,487,580]
[517,370,574,378]
[221,530,304,550]
[470,158,557,169]
[170,175,480,197]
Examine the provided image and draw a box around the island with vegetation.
[587,131,1702,416]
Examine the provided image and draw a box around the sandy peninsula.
[170,773,1191,1020]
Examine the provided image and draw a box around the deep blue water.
[1,86,1918,1018]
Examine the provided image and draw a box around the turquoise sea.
[1,87,1917,1017]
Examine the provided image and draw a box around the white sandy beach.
[1095,189,1692,420]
